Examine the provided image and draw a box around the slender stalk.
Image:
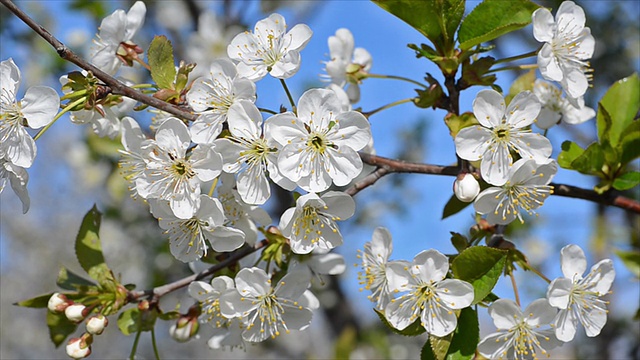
[33,97,86,141]
[134,57,151,71]
[361,98,414,117]
[129,327,142,360]
[365,73,428,88]
[60,89,87,101]
[521,261,551,284]
[207,177,219,197]
[151,326,161,360]
[279,79,296,111]
[487,64,538,74]
[493,49,540,65]
[509,272,521,307]
[258,107,278,115]
[131,83,155,89]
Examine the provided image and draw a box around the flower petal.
[454,126,493,162]
[560,244,587,279]
[436,279,474,309]
[20,86,59,129]
[473,89,506,128]
[488,299,522,329]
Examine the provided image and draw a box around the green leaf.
[15,293,54,308]
[615,250,640,278]
[148,35,177,90]
[373,0,465,54]
[421,339,437,360]
[442,194,473,219]
[374,309,426,336]
[597,73,639,147]
[430,332,453,360]
[444,112,478,138]
[75,205,115,286]
[619,120,640,166]
[458,0,540,50]
[558,141,585,169]
[445,307,479,360]
[505,70,536,105]
[450,232,469,253]
[118,307,158,336]
[47,311,78,347]
[451,246,507,304]
[613,171,640,191]
[571,142,605,176]
[57,267,95,291]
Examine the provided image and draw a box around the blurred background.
[1,0,638,358]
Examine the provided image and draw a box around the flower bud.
[86,314,108,335]
[453,173,480,202]
[169,315,199,343]
[65,304,88,323]
[66,336,92,359]
[48,293,70,313]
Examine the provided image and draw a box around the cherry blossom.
[0,157,30,213]
[385,249,474,336]
[478,299,560,360]
[533,79,595,129]
[279,191,355,254]
[455,89,552,186]
[227,13,312,81]
[324,28,372,103]
[547,244,615,342]
[453,173,480,202]
[533,1,594,101]
[186,12,242,79]
[269,88,372,192]
[1,58,59,168]
[474,159,557,225]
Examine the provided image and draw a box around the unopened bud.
[86,314,108,335]
[66,336,92,359]
[169,315,199,343]
[454,173,480,202]
[65,304,88,323]
[48,293,70,313]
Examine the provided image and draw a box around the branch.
[1,0,197,122]
[356,153,640,214]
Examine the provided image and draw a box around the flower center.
[171,159,194,178]
[307,133,329,154]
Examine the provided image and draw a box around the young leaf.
[444,307,479,359]
[14,293,54,308]
[57,266,95,291]
[442,194,473,219]
[118,307,158,335]
[430,332,453,360]
[451,246,507,304]
[421,339,437,360]
[597,73,639,147]
[458,0,540,50]
[450,232,469,253]
[612,171,640,191]
[570,142,605,176]
[619,120,640,166]
[558,141,585,169]
[75,205,116,286]
[47,311,77,347]
[374,308,426,336]
[148,35,177,90]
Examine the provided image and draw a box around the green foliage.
[451,246,507,304]
[413,73,446,109]
[118,307,158,335]
[458,0,540,50]
[75,205,117,287]
[14,293,54,308]
[374,309,426,336]
[435,308,479,360]
[442,194,473,219]
[613,171,640,191]
[334,326,358,359]
[444,112,478,138]
[505,70,535,104]
[47,311,78,348]
[615,249,640,278]
[148,36,177,90]
[597,73,639,147]
[56,267,95,291]
[450,232,469,253]
[421,339,437,360]
[459,56,496,89]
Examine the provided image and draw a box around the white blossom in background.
[324,28,372,103]
[1,58,59,168]
[216,100,295,205]
[149,195,245,262]
[547,244,615,342]
[474,159,557,225]
[219,267,313,342]
[291,250,346,284]
[227,13,313,81]
[455,89,552,186]
[533,1,594,101]
[216,174,272,246]
[358,227,405,310]
[478,299,560,360]
[326,83,352,111]
[118,117,149,196]
[533,79,595,129]
[385,249,474,336]
[269,88,372,192]
[0,157,30,213]
[136,118,222,219]
[188,276,245,349]
[186,59,256,144]
[187,12,242,78]
[279,191,355,254]
[90,1,146,75]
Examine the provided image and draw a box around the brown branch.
[1,0,197,122]
[551,183,640,213]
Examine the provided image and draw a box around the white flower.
[269,88,372,192]
[186,12,242,78]
[219,267,313,342]
[324,28,372,103]
[136,118,223,219]
[216,174,272,246]
[1,58,59,168]
[85,315,108,335]
[90,1,146,75]
[547,244,615,342]
[533,79,595,129]
[216,100,295,205]
[0,157,30,213]
[453,173,480,202]
[186,59,256,144]
[533,1,594,100]
[150,195,245,262]
[358,227,403,310]
[455,89,552,186]
[474,159,556,225]
[65,304,88,323]
[478,299,560,360]
[291,250,346,285]
[279,191,355,254]
[326,83,352,111]
[118,117,149,198]
[188,276,245,349]
[227,13,312,81]
[385,249,474,336]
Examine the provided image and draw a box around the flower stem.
[509,272,521,307]
[151,326,161,360]
[365,73,428,88]
[207,177,219,197]
[258,107,278,115]
[494,49,540,65]
[487,64,538,74]
[131,83,155,89]
[521,262,551,283]
[129,327,142,360]
[279,79,296,112]
[135,57,151,71]
[362,97,414,117]
[33,96,87,141]
[60,89,87,101]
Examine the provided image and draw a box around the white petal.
[297,88,342,130]
[370,227,393,260]
[524,298,557,327]
[554,308,578,342]
[286,23,313,52]
[191,145,223,182]
[436,279,474,309]
[20,86,59,129]
[265,112,306,146]
[280,305,313,331]
[454,126,493,162]
[237,163,270,205]
[488,299,522,329]
[3,126,36,168]
[320,191,355,220]
[478,330,514,359]
[422,303,458,337]
[189,113,224,144]
[512,132,553,164]
[532,8,555,43]
[125,1,146,40]
[473,89,506,128]
[208,226,245,252]
[385,295,420,330]
[538,44,563,82]
[481,142,511,186]
[505,91,540,129]
[329,111,371,150]
[235,267,270,297]
[1,58,20,100]
[547,278,573,309]
[308,253,346,275]
[227,101,261,139]
[385,261,413,292]
[188,281,214,302]
[588,259,615,295]
[325,146,363,186]
[275,269,311,300]
[412,249,449,282]
[560,244,587,279]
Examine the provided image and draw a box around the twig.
[0,0,197,122]
[551,183,640,213]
